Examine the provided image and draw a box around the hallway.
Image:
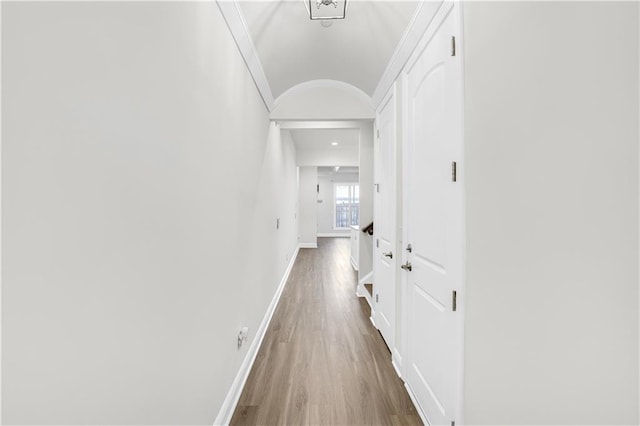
[2,1,638,424]
[230,238,421,425]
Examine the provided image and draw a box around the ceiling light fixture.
[308,0,346,20]
[331,141,339,146]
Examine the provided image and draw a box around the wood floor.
[230,237,421,426]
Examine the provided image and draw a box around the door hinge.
[375,183,380,193]
[452,291,457,312]
[452,161,457,182]
[376,294,379,303]
[377,129,380,138]
[451,36,456,56]
[376,238,380,248]
[406,243,412,253]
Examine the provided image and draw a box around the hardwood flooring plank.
[231,406,258,425]
[230,238,422,426]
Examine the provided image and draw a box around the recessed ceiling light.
[331,141,339,146]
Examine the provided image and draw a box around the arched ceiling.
[238,1,420,99]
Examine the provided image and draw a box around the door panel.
[403,4,463,426]
[373,87,397,349]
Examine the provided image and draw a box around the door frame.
[373,82,399,356]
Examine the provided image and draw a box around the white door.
[402,4,463,426]
[373,86,397,349]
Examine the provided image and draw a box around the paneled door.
[402,3,463,425]
[373,86,397,350]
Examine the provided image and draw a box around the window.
[334,183,359,229]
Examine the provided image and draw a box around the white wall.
[296,147,359,167]
[2,2,299,424]
[271,81,375,121]
[298,167,318,247]
[317,172,359,235]
[463,2,639,424]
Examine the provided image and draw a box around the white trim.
[0,2,3,420]
[400,63,411,413]
[358,270,373,288]
[404,1,454,75]
[213,245,300,426]
[273,79,373,111]
[377,82,396,120]
[369,315,377,328]
[405,382,429,426]
[371,0,444,109]
[276,120,365,130]
[391,349,403,379]
[399,3,465,425]
[355,271,372,304]
[373,77,399,357]
[216,0,275,111]
[455,4,467,424]
[391,358,402,379]
[317,233,350,238]
[357,270,374,310]
[350,257,359,272]
[298,243,318,249]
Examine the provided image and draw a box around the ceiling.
[288,128,359,151]
[238,1,420,99]
[318,166,359,177]
[289,128,359,166]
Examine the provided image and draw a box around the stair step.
[364,283,373,297]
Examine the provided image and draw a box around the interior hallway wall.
[462,2,639,424]
[296,147,359,167]
[2,2,298,424]
[298,166,318,247]
[317,172,359,236]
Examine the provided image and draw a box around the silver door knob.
[401,262,412,272]
[383,252,393,259]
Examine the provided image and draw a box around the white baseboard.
[298,243,317,248]
[356,270,373,301]
[369,315,377,328]
[391,355,403,379]
[350,257,359,271]
[356,271,373,308]
[213,245,300,426]
[405,382,428,426]
[404,382,430,425]
[317,233,349,238]
[392,348,403,379]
